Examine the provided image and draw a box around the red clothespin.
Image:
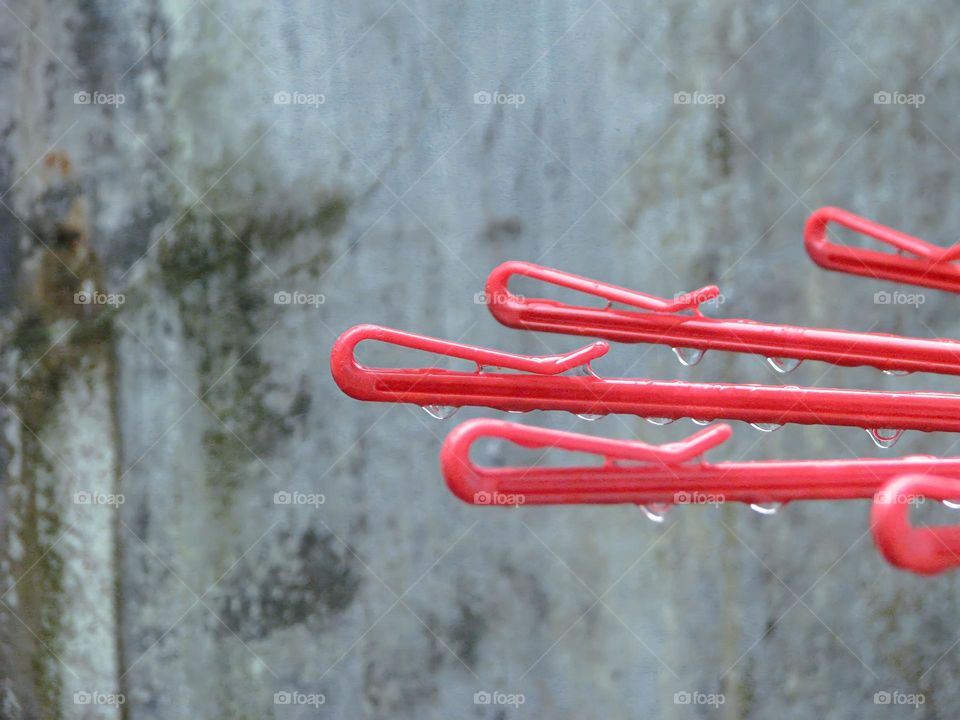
[484,209,960,376]
[805,206,960,292]
[441,419,960,575]
[330,323,960,439]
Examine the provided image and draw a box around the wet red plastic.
[442,419,960,575]
[871,474,960,575]
[330,323,960,433]
[805,206,960,292]
[484,210,960,375]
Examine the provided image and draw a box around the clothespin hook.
[805,207,960,292]
[442,418,732,504]
[871,474,960,575]
[485,261,721,329]
[330,324,609,406]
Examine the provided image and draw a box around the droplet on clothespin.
[766,357,802,374]
[866,428,903,449]
[672,347,705,367]
[422,405,458,420]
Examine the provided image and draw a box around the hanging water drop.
[691,418,711,426]
[866,428,903,449]
[882,369,912,376]
[507,410,525,414]
[943,500,960,509]
[422,405,459,420]
[766,357,802,374]
[641,503,671,523]
[645,417,676,426]
[750,422,782,433]
[749,502,781,515]
[672,347,705,367]
[577,413,603,421]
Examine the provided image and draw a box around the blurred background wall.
[2,1,960,718]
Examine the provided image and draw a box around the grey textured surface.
[2,1,960,718]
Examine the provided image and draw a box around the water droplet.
[867,428,903,449]
[577,413,603,421]
[766,357,802,374]
[882,369,912,376]
[691,418,711,426]
[641,503,671,523]
[672,347,705,367]
[750,422,782,433]
[507,410,525,414]
[943,500,960,509]
[645,417,676,426]
[750,502,781,515]
[422,405,458,420]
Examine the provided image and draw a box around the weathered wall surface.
[3,1,960,718]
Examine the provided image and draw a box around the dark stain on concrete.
[215,528,362,641]
[484,217,523,244]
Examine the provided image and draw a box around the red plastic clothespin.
[330,323,960,438]
[441,419,960,575]
[484,209,960,376]
[805,206,960,292]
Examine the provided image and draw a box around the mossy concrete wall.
[2,1,960,718]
